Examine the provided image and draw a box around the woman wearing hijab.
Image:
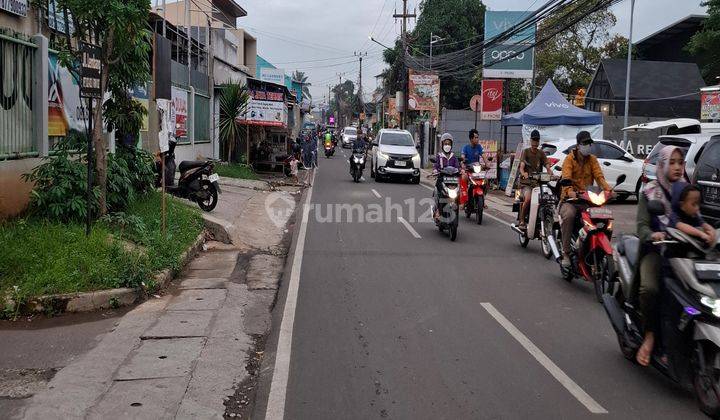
[635,146,687,366]
[432,133,460,220]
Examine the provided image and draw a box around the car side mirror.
[429,156,437,164]
[615,174,626,187]
[647,200,665,216]
[621,155,634,163]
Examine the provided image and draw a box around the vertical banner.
[701,90,720,121]
[171,87,188,139]
[157,99,172,153]
[481,79,503,120]
[483,11,536,79]
[408,70,440,127]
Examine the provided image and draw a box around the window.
[345,127,357,135]
[597,143,625,160]
[647,138,691,164]
[696,140,720,179]
[380,132,414,147]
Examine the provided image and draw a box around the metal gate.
[0,34,35,159]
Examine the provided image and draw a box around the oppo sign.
[490,50,526,61]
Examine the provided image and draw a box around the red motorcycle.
[557,175,626,302]
[460,162,488,225]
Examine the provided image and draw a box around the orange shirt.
[560,148,610,200]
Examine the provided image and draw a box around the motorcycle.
[511,172,561,259]
[554,175,626,302]
[324,140,335,158]
[154,140,221,212]
[428,157,461,242]
[603,218,720,417]
[350,150,366,183]
[460,161,488,225]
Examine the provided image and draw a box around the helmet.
[576,130,593,145]
[530,129,540,140]
[440,132,454,147]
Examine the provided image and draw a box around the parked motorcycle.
[155,140,221,212]
[553,175,626,302]
[428,157,460,242]
[460,161,488,225]
[511,172,561,259]
[350,151,366,183]
[603,217,720,417]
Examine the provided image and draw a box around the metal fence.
[0,34,36,159]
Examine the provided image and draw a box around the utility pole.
[355,51,367,123]
[622,0,635,143]
[429,33,443,71]
[394,0,416,129]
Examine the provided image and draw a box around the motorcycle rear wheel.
[450,224,458,241]
[476,196,484,225]
[593,252,615,303]
[196,180,218,212]
[540,212,554,259]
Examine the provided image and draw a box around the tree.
[329,80,357,123]
[382,0,486,109]
[688,0,720,83]
[46,0,151,216]
[535,5,627,95]
[218,83,250,163]
[292,70,312,102]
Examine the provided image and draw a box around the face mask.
[578,144,591,156]
[443,145,452,153]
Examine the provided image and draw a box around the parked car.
[370,129,421,184]
[541,139,643,200]
[642,134,712,184]
[693,135,720,227]
[341,126,358,148]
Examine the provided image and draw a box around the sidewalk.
[18,178,303,419]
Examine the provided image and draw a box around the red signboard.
[481,79,503,121]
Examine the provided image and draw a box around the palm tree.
[218,82,250,163]
[292,70,312,102]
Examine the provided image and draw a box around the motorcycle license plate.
[588,207,612,219]
[696,262,720,282]
[443,176,459,183]
[394,160,407,167]
[208,173,220,183]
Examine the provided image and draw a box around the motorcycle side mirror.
[429,156,437,164]
[558,178,573,187]
[647,200,665,216]
[615,174,627,187]
[416,144,421,150]
[372,142,378,147]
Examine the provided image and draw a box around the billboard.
[48,53,89,137]
[171,86,188,139]
[701,91,720,121]
[259,67,286,86]
[408,70,440,112]
[481,79,503,120]
[241,90,287,127]
[483,11,535,79]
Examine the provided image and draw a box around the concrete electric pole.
[393,0,416,129]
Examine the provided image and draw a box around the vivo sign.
[545,102,570,109]
[483,11,535,79]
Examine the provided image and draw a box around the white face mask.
[443,145,452,153]
[578,144,591,156]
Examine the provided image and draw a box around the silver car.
[642,134,713,184]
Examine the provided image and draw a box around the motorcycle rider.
[461,129,488,208]
[559,131,612,268]
[518,130,553,230]
[349,131,368,164]
[433,133,460,220]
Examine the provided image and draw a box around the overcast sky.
[235,0,707,103]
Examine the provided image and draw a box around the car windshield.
[380,132,415,147]
[345,128,357,135]
[696,139,720,177]
[646,139,690,164]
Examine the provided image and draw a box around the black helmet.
[530,129,540,140]
[576,130,593,145]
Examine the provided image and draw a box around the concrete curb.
[202,214,233,244]
[18,232,208,316]
[219,176,273,191]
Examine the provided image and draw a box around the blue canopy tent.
[501,80,603,147]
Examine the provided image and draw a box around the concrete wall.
[440,109,523,155]
[0,158,40,218]
[603,115,670,156]
[174,142,214,164]
[0,7,39,36]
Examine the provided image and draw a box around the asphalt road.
[257,151,703,419]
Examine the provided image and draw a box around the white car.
[370,129,421,184]
[341,126,357,148]
[642,134,713,185]
[541,139,643,200]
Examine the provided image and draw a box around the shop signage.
[481,79,503,120]
[0,0,28,17]
[80,42,102,99]
[483,11,535,79]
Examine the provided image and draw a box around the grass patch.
[215,163,259,180]
[0,191,203,305]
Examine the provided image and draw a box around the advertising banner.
[701,91,720,121]
[408,70,440,112]
[386,97,400,127]
[171,87,188,138]
[259,67,286,86]
[48,53,89,137]
[131,85,149,132]
[483,11,535,79]
[481,79,503,120]
[241,89,287,127]
[157,99,172,153]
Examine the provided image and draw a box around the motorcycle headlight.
[588,190,607,206]
[473,164,482,173]
[353,157,361,163]
[700,296,720,317]
[447,188,458,200]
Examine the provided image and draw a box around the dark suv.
[694,135,720,227]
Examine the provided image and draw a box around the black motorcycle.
[428,158,460,242]
[603,202,720,417]
[350,150,366,183]
[155,140,221,212]
[324,140,335,158]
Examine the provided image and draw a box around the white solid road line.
[480,302,608,414]
[265,170,316,420]
[398,216,422,239]
[371,189,382,198]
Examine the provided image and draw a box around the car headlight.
[377,151,389,160]
[700,295,720,317]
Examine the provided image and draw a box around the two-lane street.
[255,153,703,419]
